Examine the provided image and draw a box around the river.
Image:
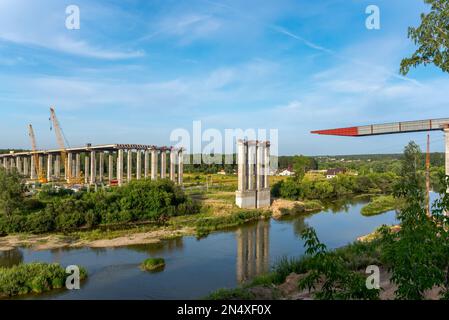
[0,195,429,300]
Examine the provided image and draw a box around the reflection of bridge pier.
[236,220,270,283]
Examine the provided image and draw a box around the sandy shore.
[0,226,195,252]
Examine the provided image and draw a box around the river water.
[0,195,411,300]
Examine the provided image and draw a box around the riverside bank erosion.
[0,227,194,251]
[0,197,385,252]
[0,198,322,252]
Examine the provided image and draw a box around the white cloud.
[0,0,144,60]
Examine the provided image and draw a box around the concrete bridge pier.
[236,140,271,209]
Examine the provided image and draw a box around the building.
[278,169,295,176]
[325,168,346,179]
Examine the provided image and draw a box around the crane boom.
[49,107,70,180]
[28,124,47,183]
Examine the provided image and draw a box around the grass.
[0,262,87,298]
[140,258,165,272]
[361,195,401,216]
[194,210,271,237]
[204,240,383,300]
[206,288,255,300]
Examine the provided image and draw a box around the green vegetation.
[207,288,255,300]
[0,169,26,217]
[194,210,271,237]
[140,258,165,272]
[207,141,449,300]
[400,0,449,75]
[272,172,397,201]
[0,175,200,235]
[0,262,87,297]
[361,195,401,216]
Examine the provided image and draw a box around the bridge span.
[311,118,449,176]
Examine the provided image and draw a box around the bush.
[0,262,87,297]
[140,258,165,271]
[361,195,400,216]
[26,211,55,233]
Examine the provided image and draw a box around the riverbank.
[361,195,402,216]
[206,238,442,300]
[0,190,271,251]
[0,193,378,252]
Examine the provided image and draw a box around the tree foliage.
[299,227,379,300]
[0,168,26,217]
[400,0,449,75]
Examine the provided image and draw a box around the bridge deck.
[311,118,449,137]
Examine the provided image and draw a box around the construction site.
[0,107,185,189]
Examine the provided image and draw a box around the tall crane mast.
[49,107,70,181]
[28,124,47,183]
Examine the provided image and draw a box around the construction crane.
[49,107,84,184]
[28,124,47,183]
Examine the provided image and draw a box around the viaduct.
[0,144,184,186]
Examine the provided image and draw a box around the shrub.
[140,258,165,272]
[0,262,87,297]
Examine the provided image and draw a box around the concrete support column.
[67,153,73,182]
[23,157,29,176]
[170,149,176,182]
[108,153,113,181]
[75,154,80,178]
[16,157,21,174]
[72,159,76,180]
[31,156,36,179]
[237,140,247,191]
[38,155,44,178]
[90,151,96,184]
[178,149,184,185]
[136,150,142,180]
[151,149,158,180]
[247,141,257,191]
[84,156,90,184]
[160,150,167,179]
[127,150,132,182]
[10,158,15,171]
[55,155,60,178]
[47,154,53,181]
[256,143,263,190]
[144,150,150,178]
[117,149,124,186]
[264,143,270,189]
[99,152,104,183]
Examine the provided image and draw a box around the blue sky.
[0,0,448,155]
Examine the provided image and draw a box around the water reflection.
[0,248,23,267]
[236,220,270,283]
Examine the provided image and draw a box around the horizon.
[1,0,448,156]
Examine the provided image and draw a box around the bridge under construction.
[311,117,449,176]
[0,144,184,186]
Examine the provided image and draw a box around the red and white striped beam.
[311,118,449,137]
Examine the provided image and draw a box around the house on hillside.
[325,168,346,179]
[278,169,295,176]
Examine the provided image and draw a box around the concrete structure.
[235,140,271,209]
[0,143,184,187]
[236,220,269,283]
[312,118,449,178]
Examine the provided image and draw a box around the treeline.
[272,173,398,200]
[317,153,445,174]
[0,169,200,235]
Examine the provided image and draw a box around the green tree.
[0,168,25,217]
[292,155,312,181]
[400,0,449,75]
[379,142,449,299]
[299,227,379,300]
